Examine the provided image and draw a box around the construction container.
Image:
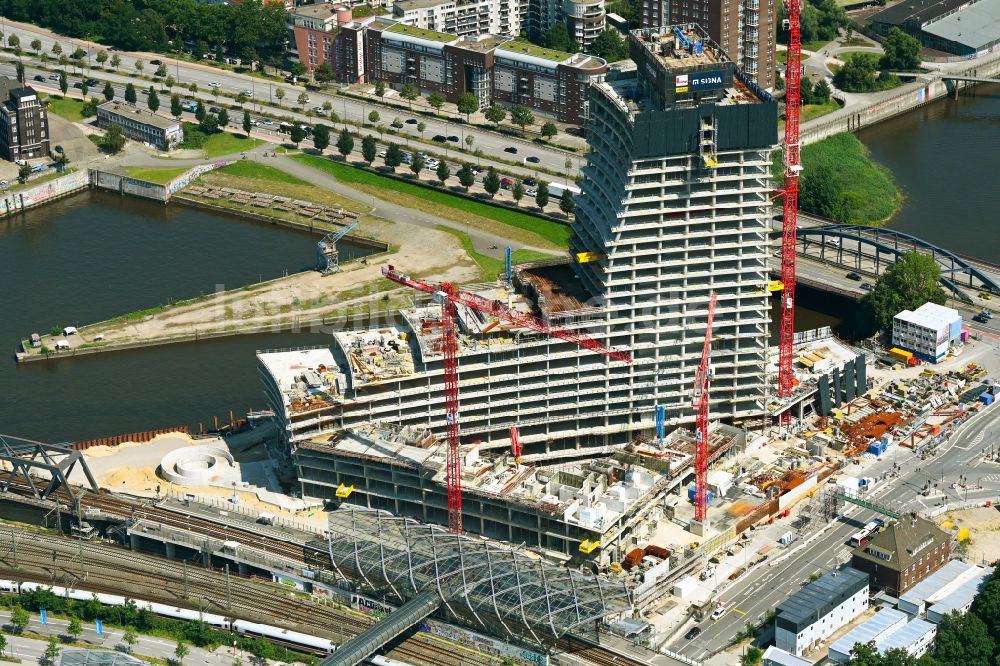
[980,392,995,406]
[888,347,913,363]
[687,486,714,503]
[868,439,887,456]
[673,575,698,599]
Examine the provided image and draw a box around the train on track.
[1,581,339,655]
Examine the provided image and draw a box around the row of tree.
[0,0,288,66]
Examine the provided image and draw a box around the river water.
[0,191,361,442]
[858,83,1000,256]
[6,83,992,443]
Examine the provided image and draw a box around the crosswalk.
[982,473,1000,483]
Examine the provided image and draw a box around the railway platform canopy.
[60,650,151,666]
[324,507,632,658]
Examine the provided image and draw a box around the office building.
[872,0,1000,56]
[775,566,870,657]
[851,515,951,597]
[639,0,775,89]
[95,103,183,151]
[259,24,775,537]
[0,78,49,162]
[892,302,962,363]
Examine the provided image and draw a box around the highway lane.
[671,398,1000,659]
[0,20,583,176]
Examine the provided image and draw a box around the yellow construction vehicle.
[576,251,601,263]
[579,539,601,554]
[335,484,355,498]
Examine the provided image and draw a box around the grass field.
[291,154,571,249]
[801,99,841,122]
[840,51,882,65]
[45,96,87,122]
[773,132,900,224]
[436,227,556,280]
[124,166,190,184]
[215,161,309,185]
[777,50,788,64]
[201,132,265,158]
[802,39,834,53]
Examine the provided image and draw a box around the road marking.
[732,608,746,615]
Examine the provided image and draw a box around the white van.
[711,605,727,621]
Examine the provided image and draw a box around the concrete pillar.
[129,533,140,551]
[165,542,176,559]
[238,562,249,575]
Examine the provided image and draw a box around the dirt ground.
[946,507,1000,564]
[67,218,477,345]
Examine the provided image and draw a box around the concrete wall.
[802,51,1000,145]
[0,170,89,215]
[90,169,169,202]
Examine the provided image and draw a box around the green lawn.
[777,50,788,64]
[839,51,882,65]
[215,161,309,185]
[802,39,834,53]
[45,96,87,122]
[437,226,557,280]
[124,166,190,184]
[801,99,841,122]
[291,154,572,248]
[201,131,265,158]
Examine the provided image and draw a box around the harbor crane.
[316,220,359,274]
[692,292,717,525]
[778,0,804,416]
[382,265,632,534]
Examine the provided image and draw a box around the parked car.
[523,177,537,186]
[504,146,518,154]
[208,82,222,88]
[72,82,82,89]
[48,74,60,81]
[33,75,45,82]
[241,90,253,98]
[209,106,222,114]
[684,627,702,640]
[377,150,387,158]
[979,292,993,300]
[86,79,99,87]
[526,188,537,197]
[711,605,727,621]
[973,313,989,324]
[525,155,540,163]
[150,59,162,66]
[391,119,404,128]
[405,118,418,124]
[846,272,862,281]
[312,106,325,114]
[432,134,447,142]
[860,282,873,291]
[980,310,994,320]
[447,135,459,142]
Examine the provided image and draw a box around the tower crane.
[692,292,717,525]
[382,265,632,534]
[778,0,804,412]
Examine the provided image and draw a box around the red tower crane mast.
[779,0,804,406]
[692,292,718,524]
[382,266,632,534]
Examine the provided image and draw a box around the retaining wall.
[802,52,1000,144]
[0,170,89,215]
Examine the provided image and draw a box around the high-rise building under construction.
[258,25,777,470]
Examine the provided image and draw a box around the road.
[671,400,1000,660]
[0,19,583,177]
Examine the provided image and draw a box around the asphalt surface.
[0,21,583,177]
[671,400,1000,660]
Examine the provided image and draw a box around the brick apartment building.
[639,0,774,89]
[851,515,951,597]
[0,77,49,162]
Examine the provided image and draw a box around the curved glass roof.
[325,506,632,646]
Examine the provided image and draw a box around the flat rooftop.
[922,0,1000,50]
[98,103,180,130]
[453,34,509,52]
[393,0,451,9]
[872,0,973,26]
[496,41,573,63]
[632,24,726,70]
[255,347,345,416]
[292,4,339,19]
[385,22,457,43]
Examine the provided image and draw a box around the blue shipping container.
[687,486,714,503]
[980,392,994,406]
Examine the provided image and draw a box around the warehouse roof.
[776,567,869,632]
[871,0,972,27]
[763,646,812,666]
[922,0,1000,49]
[853,516,949,573]
[928,565,995,618]
[830,608,907,660]
[877,618,936,653]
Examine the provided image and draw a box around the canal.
[1,190,365,442]
[858,83,1000,257]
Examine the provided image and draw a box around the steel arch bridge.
[796,224,1000,304]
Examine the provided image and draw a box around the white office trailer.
[828,607,938,663]
[775,567,870,657]
[891,302,962,363]
[897,560,995,620]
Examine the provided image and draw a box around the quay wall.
[0,170,89,215]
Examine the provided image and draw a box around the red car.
[500,177,514,189]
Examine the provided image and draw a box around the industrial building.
[774,566,870,657]
[897,560,995,621]
[639,0,775,89]
[95,103,183,151]
[850,515,950,597]
[870,0,1000,56]
[259,24,777,541]
[828,607,937,662]
[892,302,962,363]
[0,77,49,162]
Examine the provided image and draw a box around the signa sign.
[675,71,725,92]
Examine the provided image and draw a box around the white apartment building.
[892,302,962,363]
[393,0,522,38]
[258,27,776,495]
[776,567,870,657]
